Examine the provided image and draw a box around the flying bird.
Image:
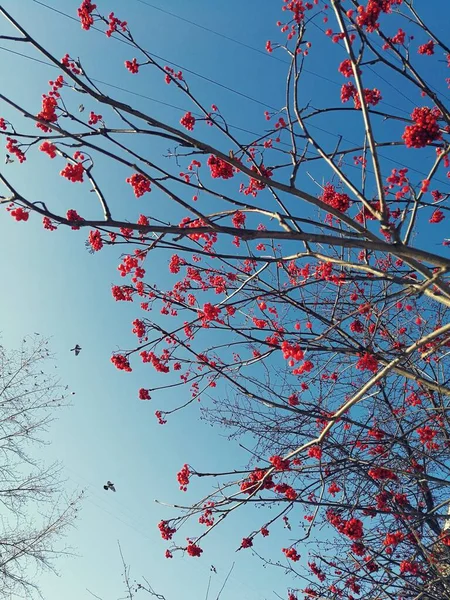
[103,481,116,492]
[70,344,82,356]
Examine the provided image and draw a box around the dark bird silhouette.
[70,344,82,356]
[103,481,116,492]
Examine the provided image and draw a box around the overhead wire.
[133,0,443,113]
[30,0,279,111]
[1,44,446,186]
[134,0,289,65]
[31,0,415,116]
[0,43,356,172]
[3,2,446,184]
[64,466,268,599]
[132,0,422,116]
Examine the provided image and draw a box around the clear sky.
[0,1,291,598]
[0,1,449,599]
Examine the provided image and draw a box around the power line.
[0,45,446,185]
[65,466,267,598]
[134,0,289,64]
[133,0,418,117]
[0,45,276,140]
[1,8,446,183]
[0,44,336,167]
[30,0,279,111]
[31,0,416,118]
[132,0,435,114]
[26,1,428,145]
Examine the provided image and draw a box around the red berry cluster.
[288,393,299,406]
[158,520,176,540]
[356,0,401,33]
[207,155,234,179]
[368,466,397,480]
[328,482,341,495]
[155,410,167,425]
[281,341,304,363]
[138,388,151,400]
[383,531,404,549]
[327,510,364,540]
[198,303,222,327]
[66,209,84,230]
[61,162,84,183]
[43,217,57,231]
[88,229,103,251]
[186,541,202,557]
[198,502,215,527]
[320,183,351,212]
[341,82,356,103]
[140,350,170,373]
[232,210,246,228]
[338,59,353,78]
[269,455,291,471]
[126,173,151,197]
[429,209,445,223]
[37,76,64,132]
[402,106,441,148]
[61,54,81,75]
[39,141,57,159]
[418,40,434,55]
[383,27,405,49]
[180,111,195,131]
[164,66,183,84]
[342,83,382,109]
[354,88,382,109]
[9,206,29,222]
[6,137,26,163]
[355,352,378,373]
[350,320,364,333]
[88,111,102,125]
[125,58,139,74]
[177,464,191,491]
[399,560,421,576]
[169,254,185,274]
[308,561,326,582]
[282,547,300,561]
[416,425,438,448]
[37,96,58,132]
[241,164,273,197]
[110,354,132,372]
[343,518,364,540]
[132,318,146,340]
[281,0,313,26]
[106,12,127,38]
[308,446,322,459]
[240,468,274,494]
[78,0,96,31]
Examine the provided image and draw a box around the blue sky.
[0,1,449,599]
[0,1,296,599]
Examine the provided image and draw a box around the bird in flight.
[70,344,82,356]
[103,481,116,492]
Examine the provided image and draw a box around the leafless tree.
[0,335,80,599]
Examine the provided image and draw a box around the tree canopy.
[1,1,450,598]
